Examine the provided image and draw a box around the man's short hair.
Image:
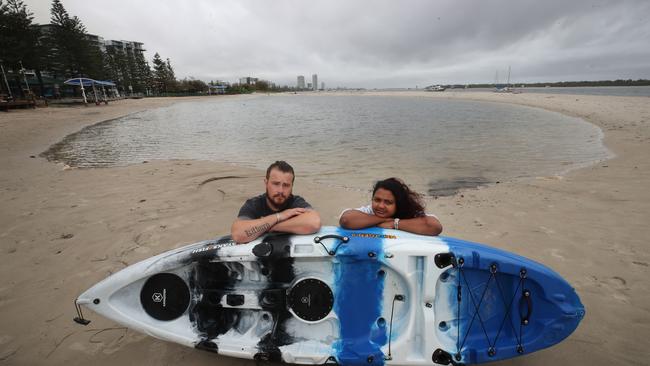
[266,161,295,182]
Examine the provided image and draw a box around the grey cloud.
[26,0,650,87]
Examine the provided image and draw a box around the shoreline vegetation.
[461,78,650,89]
[0,91,649,365]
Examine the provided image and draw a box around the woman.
[339,177,442,236]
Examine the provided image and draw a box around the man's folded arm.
[271,209,321,234]
[231,209,321,243]
[231,215,277,243]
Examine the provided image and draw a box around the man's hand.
[272,209,321,235]
[279,207,307,221]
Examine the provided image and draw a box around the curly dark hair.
[372,177,426,219]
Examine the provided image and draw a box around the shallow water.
[43,95,611,196]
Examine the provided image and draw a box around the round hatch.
[288,278,333,322]
[140,273,190,321]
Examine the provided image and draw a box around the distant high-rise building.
[239,77,258,85]
[312,74,318,91]
[103,39,145,56]
[297,75,305,89]
[307,83,312,89]
[321,82,325,90]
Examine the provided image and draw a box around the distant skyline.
[25,0,650,88]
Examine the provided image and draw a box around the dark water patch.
[198,176,247,186]
[428,177,492,197]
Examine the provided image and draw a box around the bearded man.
[230,161,321,243]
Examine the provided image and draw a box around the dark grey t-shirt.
[237,194,312,219]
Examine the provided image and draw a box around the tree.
[177,77,207,94]
[0,0,42,96]
[46,0,102,78]
[151,52,167,94]
[255,80,269,91]
[101,43,152,94]
[226,83,254,94]
[132,49,152,94]
[103,46,130,93]
[165,58,177,92]
[151,53,178,94]
[126,50,146,94]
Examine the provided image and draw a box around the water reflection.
[42,95,611,196]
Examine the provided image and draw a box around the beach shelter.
[63,78,116,105]
[208,84,227,95]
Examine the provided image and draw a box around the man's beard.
[267,190,288,209]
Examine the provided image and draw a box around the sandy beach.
[1,91,648,365]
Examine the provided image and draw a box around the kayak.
[74,226,585,365]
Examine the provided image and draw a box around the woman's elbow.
[426,218,443,236]
[433,223,443,236]
[431,224,443,236]
[339,214,354,229]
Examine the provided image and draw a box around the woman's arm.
[339,209,391,229]
[378,215,443,236]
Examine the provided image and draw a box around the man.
[231,161,321,243]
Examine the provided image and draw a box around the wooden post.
[92,82,99,105]
[101,85,108,104]
[79,78,88,105]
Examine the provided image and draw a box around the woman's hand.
[392,216,442,236]
[340,210,389,229]
[377,219,395,229]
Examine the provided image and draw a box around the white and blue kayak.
[74,226,585,365]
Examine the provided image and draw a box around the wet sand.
[0,92,649,365]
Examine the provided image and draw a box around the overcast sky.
[25,0,650,88]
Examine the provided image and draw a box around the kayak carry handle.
[314,235,349,256]
[520,289,533,325]
[73,298,91,325]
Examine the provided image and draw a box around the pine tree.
[0,0,42,96]
[102,47,120,85]
[151,52,167,94]
[133,50,152,94]
[125,49,139,93]
[47,0,102,78]
[103,47,130,94]
[165,58,177,92]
